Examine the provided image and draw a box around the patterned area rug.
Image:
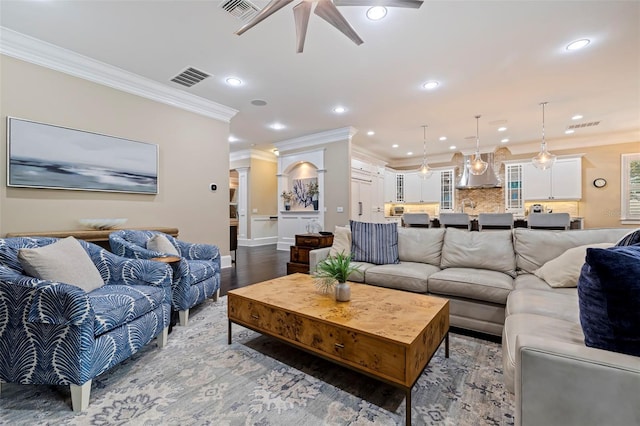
[1,297,514,425]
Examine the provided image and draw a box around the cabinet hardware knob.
[251,314,259,320]
[334,343,345,349]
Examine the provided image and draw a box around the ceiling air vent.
[170,67,210,88]
[567,121,601,130]
[220,0,260,21]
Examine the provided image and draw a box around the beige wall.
[1,56,231,253]
[248,157,277,217]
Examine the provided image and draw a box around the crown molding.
[274,127,357,152]
[0,27,238,123]
[230,149,277,163]
[505,129,640,155]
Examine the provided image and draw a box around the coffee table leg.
[228,320,232,345]
[445,331,449,358]
[405,387,412,426]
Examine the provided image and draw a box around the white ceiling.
[1,1,639,166]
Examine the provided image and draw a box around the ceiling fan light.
[366,6,387,21]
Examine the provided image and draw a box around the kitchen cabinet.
[402,171,441,203]
[384,169,397,202]
[523,156,582,200]
[439,169,455,211]
[504,163,524,213]
[352,157,386,222]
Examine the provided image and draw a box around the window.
[621,153,640,223]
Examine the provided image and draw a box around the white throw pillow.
[18,236,104,293]
[146,233,179,256]
[329,226,351,257]
[534,242,613,288]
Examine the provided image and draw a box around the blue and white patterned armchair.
[0,237,172,411]
[109,230,221,326]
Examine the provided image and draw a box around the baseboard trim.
[221,255,233,269]
[238,236,278,247]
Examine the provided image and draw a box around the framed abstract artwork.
[7,117,158,194]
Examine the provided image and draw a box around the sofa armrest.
[309,247,331,273]
[515,334,640,426]
[174,240,220,263]
[28,281,94,325]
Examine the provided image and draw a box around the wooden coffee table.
[227,273,449,425]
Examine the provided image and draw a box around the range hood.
[456,153,502,189]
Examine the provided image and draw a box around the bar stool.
[439,213,471,230]
[528,213,570,230]
[402,213,430,228]
[478,213,514,231]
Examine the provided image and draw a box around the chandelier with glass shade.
[532,102,557,170]
[469,115,488,176]
[417,125,433,179]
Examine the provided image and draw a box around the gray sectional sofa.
[309,226,640,426]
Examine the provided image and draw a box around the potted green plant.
[307,181,319,211]
[312,252,360,302]
[281,190,294,211]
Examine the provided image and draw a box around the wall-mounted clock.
[593,178,607,188]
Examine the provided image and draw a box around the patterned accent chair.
[0,237,172,411]
[109,230,221,326]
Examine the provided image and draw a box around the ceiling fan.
[235,0,424,53]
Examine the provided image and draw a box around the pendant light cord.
[475,115,481,153]
[540,102,547,148]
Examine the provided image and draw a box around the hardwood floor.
[220,244,290,296]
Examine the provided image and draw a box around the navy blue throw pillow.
[577,245,640,357]
[615,228,640,246]
[350,220,399,265]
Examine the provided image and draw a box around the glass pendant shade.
[469,115,488,176]
[417,125,433,178]
[532,102,556,170]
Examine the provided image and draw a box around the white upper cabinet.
[400,171,441,203]
[403,172,422,202]
[421,173,441,203]
[384,169,397,202]
[522,156,582,200]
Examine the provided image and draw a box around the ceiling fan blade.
[235,0,294,36]
[333,0,423,8]
[293,2,312,53]
[314,0,364,46]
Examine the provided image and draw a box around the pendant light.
[469,115,488,176]
[417,125,433,178]
[532,102,557,170]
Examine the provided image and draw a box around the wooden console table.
[5,227,179,250]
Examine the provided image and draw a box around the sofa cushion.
[428,268,514,304]
[329,226,351,257]
[90,284,167,335]
[397,227,445,266]
[365,262,440,293]
[506,289,579,322]
[350,220,399,265]
[440,228,516,277]
[513,228,629,274]
[346,261,373,283]
[147,233,179,256]
[534,242,613,288]
[615,228,640,246]
[18,236,104,293]
[513,274,577,295]
[502,313,584,393]
[578,245,640,357]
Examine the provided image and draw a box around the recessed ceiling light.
[228,135,239,142]
[422,80,440,90]
[270,122,286,130]
[565,129,575,134]
[251,99,268,106]
[333,106,346,114]
[407,152,413,156]
[439,136,447,141]
[366,6,387,21]
[225,77,242,86]
[367,130,375,136]
[566,39,590,51]
[449,145,456,150]
[571,114,583,120]
[498,127,507,132]
[392,144,399,148]
[501,138,509,143]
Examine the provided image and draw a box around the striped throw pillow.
[350,220,399,265]
[616,228,640,246]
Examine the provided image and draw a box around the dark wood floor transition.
[220,244,289,297]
